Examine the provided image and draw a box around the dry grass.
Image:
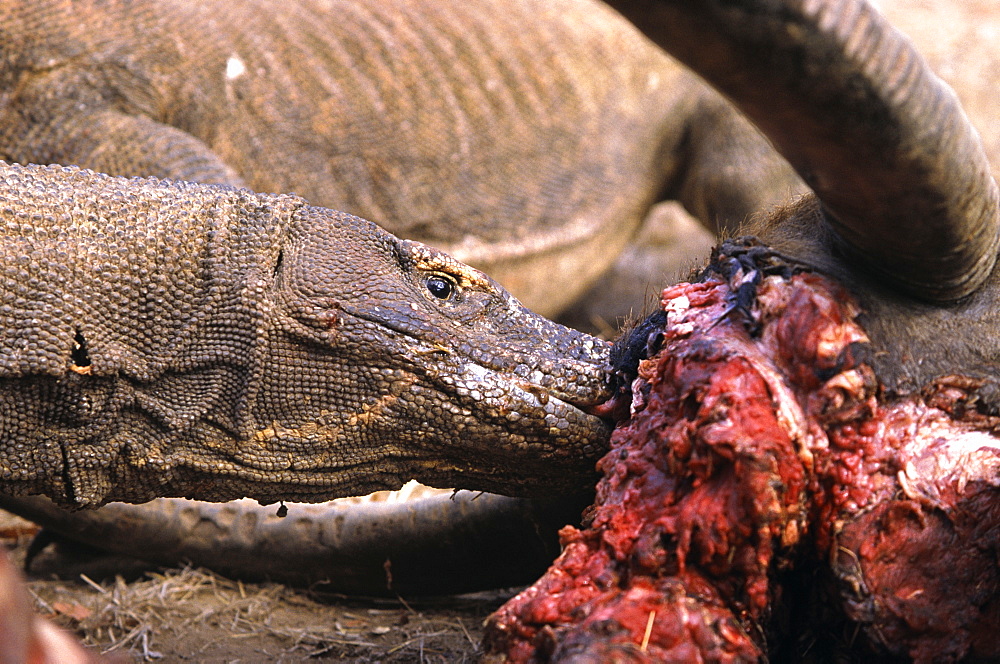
[1,507,506,663]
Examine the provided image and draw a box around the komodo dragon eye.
[425,274,457,300]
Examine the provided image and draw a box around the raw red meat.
[484,244,1000,663]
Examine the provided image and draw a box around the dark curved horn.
[0,492,583,596]
[609,0,1000,302]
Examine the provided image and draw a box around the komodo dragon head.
[0,164,613,507]
[251,205,614,502]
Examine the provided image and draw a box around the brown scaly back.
[608,0,1000,303]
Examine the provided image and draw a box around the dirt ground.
[1,507,509,663]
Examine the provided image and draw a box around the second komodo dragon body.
[0,0,802,320]
[0,161,612,509]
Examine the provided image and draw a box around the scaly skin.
[0,161,612,508]
[0,0,803,319]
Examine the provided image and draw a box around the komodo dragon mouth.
[269,298,615,496]
[334,302,614,423]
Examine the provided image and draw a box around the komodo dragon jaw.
[0,162,612,508]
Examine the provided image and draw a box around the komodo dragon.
[0,161,612,508]
[0,0,803,322]
[0,0,805,595]
[0,158,614,594]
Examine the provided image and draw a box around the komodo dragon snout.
[0,162,613,508]
[257,206,615,499]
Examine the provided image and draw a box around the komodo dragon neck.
[0,162,613,507]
